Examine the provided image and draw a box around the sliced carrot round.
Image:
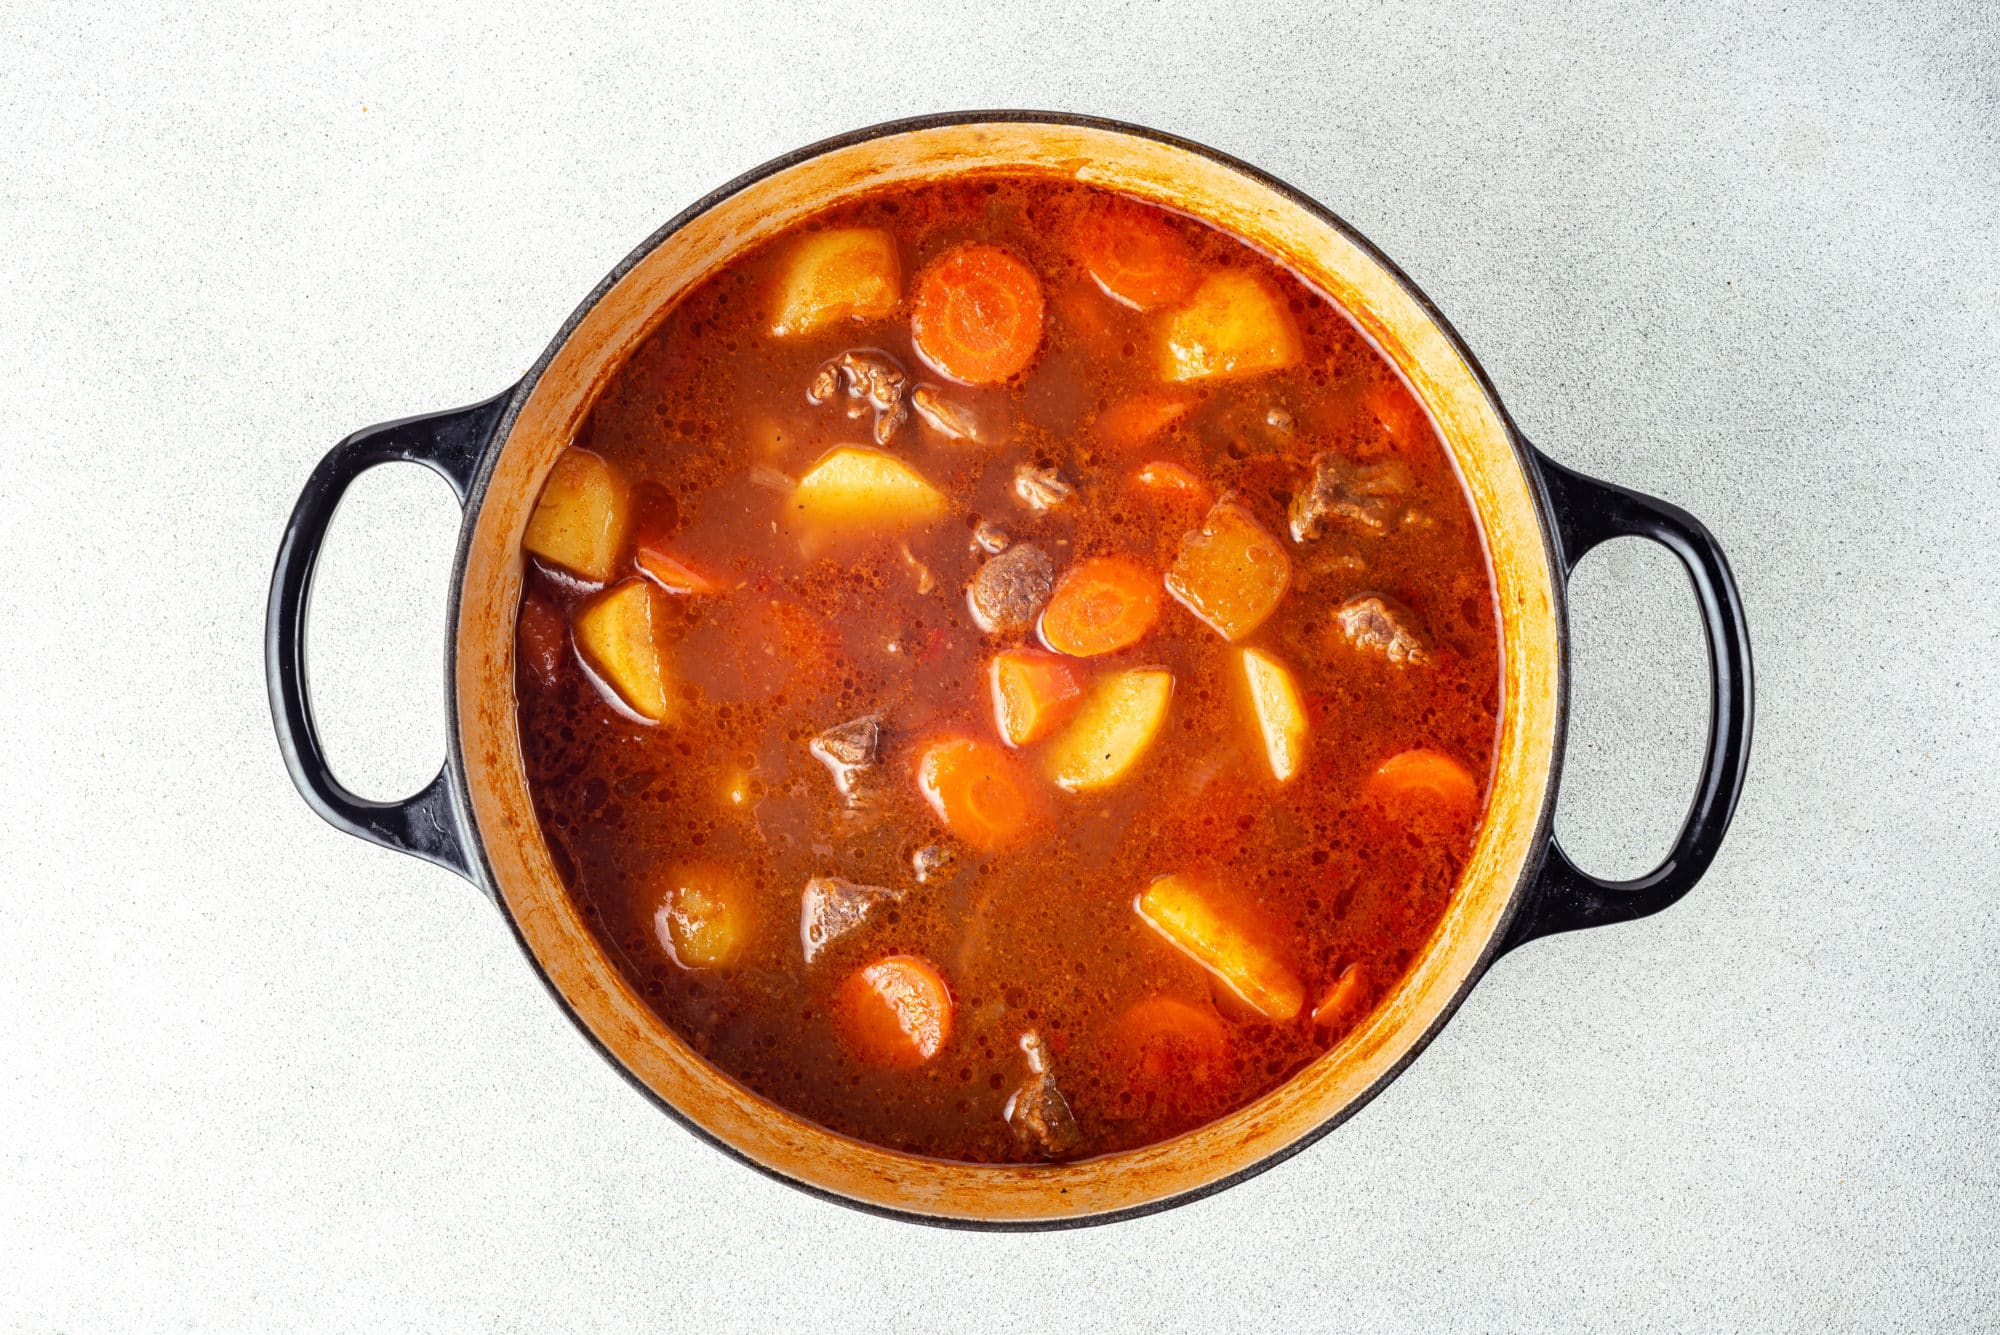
[1128,460,1211,504]
[1311,963,1370,1032]
[911,244,1046,385]
[1074,200,1197,310]
[1365,749,1480,817]
[1039,556,1162,657]
[835,955,954,1068]
[916,736,1040,850]
[1110,995,1230,1111]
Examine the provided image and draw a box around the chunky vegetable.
[572,579,679,723]
[835,955,954,1068]
[1042,668,1174,793]
[1160,270,1302,382]
[1073,200,1196,310]
[1039,556,1162,657]
[523,448,631,581]
[1110,994,1229,1107]
[1311,963,1369,1032]
[791,446,946,530]
[635,545,724,596]
[917,736,1041,850]
[1240,647,1309,783]
[1097,395,1192,447]
[1136,873,1304,1021]
[1129,460,1211,504]
[911,243,1046,385]
[653,864,751,969]
[1165,500,1292,641]
[1365,749,1479,817]
[989,649,1084,747]
[768,227,901,337]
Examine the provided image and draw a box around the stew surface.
[513,173,1500,1163]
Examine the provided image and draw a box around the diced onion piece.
[522,448,631,581]
[1135,873,1304,1022]
[768,227,901,337]
[1159,271,1302,382]
[572,579,679,723]
[1240,647,1309,783]
[1042,668,1174,793]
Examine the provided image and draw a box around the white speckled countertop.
[4,2,1996,1329]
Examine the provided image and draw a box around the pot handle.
[1500,447,1754,952]
[265,390,513,884]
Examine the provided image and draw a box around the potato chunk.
[1165,500,1292,641]
[653,863,751,969]
[522,448,630,581]
[1159,271,1302,382]
[791,446,946,532]
[572,579,679,723]
[1135,873,1304,1021]
[769,227,901,338]
[1042,668,1174,793]
[1240,647,1308,783]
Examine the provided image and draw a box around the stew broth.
[513,174,1500,1163]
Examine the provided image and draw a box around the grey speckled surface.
[3,1,1996,1330]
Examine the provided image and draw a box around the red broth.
[513,174,1500,1163]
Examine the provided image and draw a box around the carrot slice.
[1128,460,1212,505]
[1311,963,1369,1032]
[1073,200,1197,310]
[1110,995,1230,1108]
[916,736,1041,850]
[1364,748,1479,816]
[1097,396,1192,447]
[1039,556,1162,657]
[635,545,725,596]
[835,955,953,1068]
[911,244,1046,385]
[989,650,1085,747]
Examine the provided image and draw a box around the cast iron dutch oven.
[267,113,1752,1228]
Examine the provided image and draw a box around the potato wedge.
[653,863,751,969]
[572,579,679,723]
[522,448,630,581]
[1159,271,1302,382]
[1135,873,1304,1021]
[1241,647,1308,783]
[790,446,947,532]
[1042,668,1174,793]
[1165,500,1292,641]
[769,227,901,337]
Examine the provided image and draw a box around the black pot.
[268,113,1752,1228]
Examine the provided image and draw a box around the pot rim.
[443,111,1569,1229]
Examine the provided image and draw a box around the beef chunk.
[799,876,905,964]
[1334,594,1430,666]
[808,349,908,444]
[808,714,882,803]
[971,519,1011,554]
[1013,463,1075,513]
[1004,1031,1082,1157]
[1289,454,1411,542]
[911,842,958,884]
[966,542,1055,635]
